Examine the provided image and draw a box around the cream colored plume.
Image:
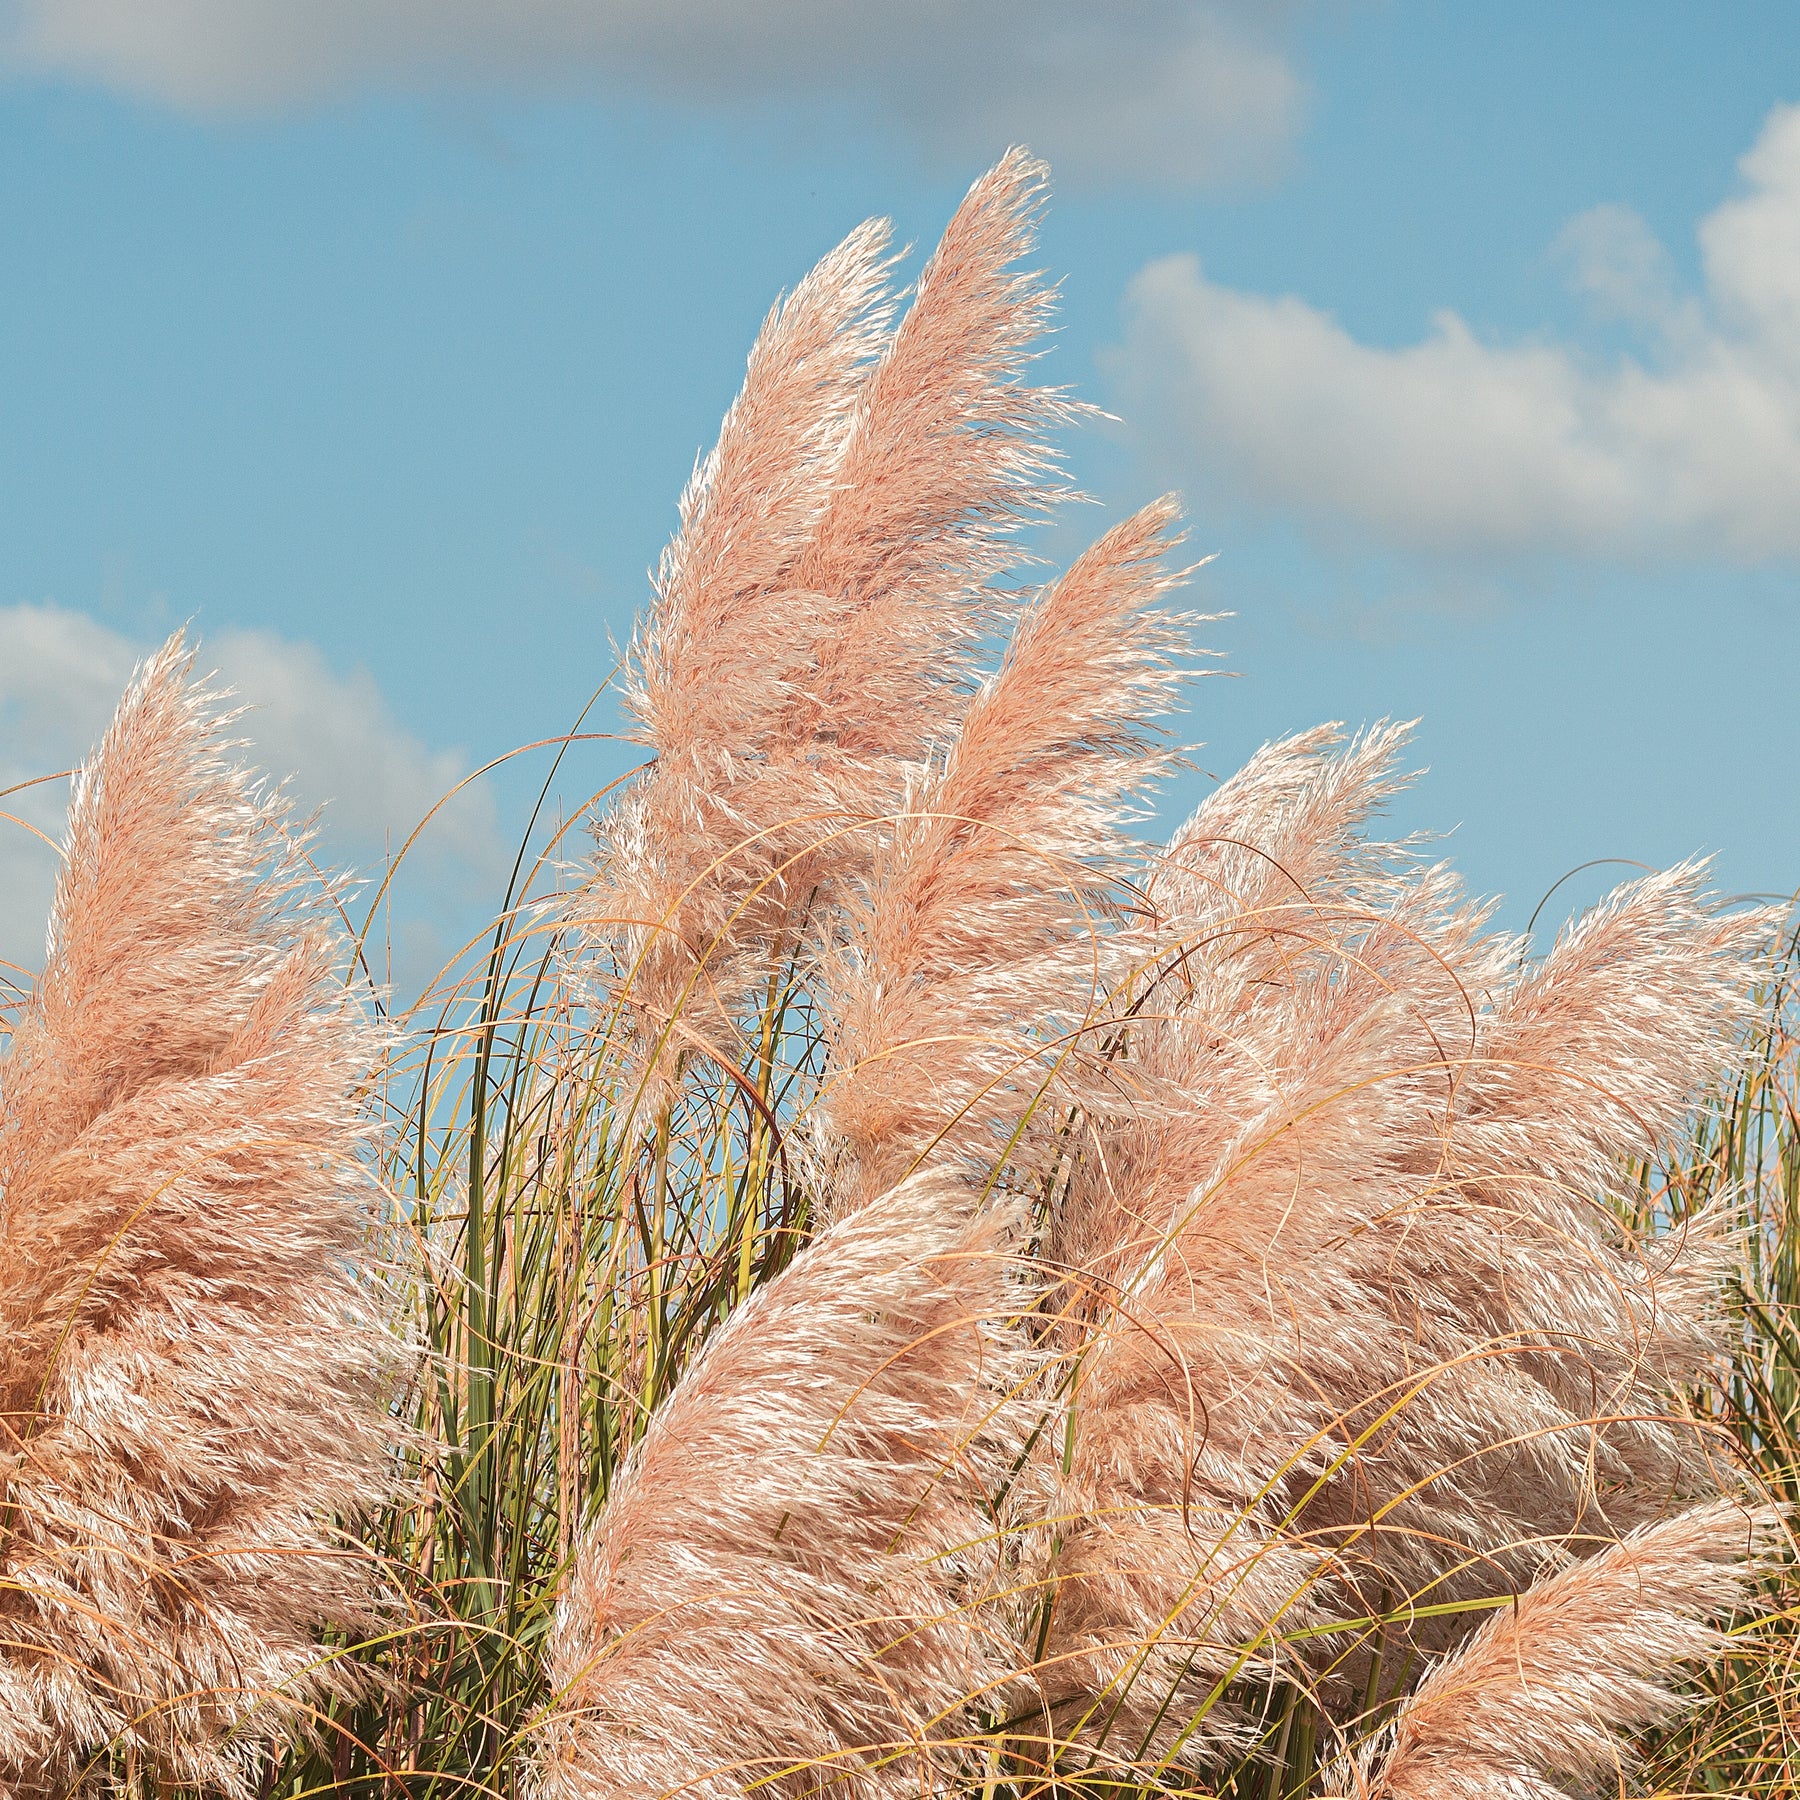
[1330,1501,1772,1800]
[1038,724,1772,1768]
[0,635,402,1796]
[538,1176,1046,1800]
[588,148,1075,1105]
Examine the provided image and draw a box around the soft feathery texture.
[552,148,1774,1798]
[588,149,1075,1106]
[1037,725,1769,1770]
[539,1176,1048,1800]
[810,499,1193,1215]
[0,636,403,1797]
[1331,1501,1773,1800]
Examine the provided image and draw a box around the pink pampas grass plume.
[1037,725,1772,1768]
[556,138,1780,1797]
[590,150,1075,1107]
[771,146,1075,771]
[1330,1501,1774,1800]
[811,499,1194,1216]
[0,635,404,1795]
[539,1176,1045,1800]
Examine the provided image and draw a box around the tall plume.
[1037,726,1772,1769]
[0,636,402,1795]
[772,146,1074,772]
[538,1177,1045,1800]
[549,153,1176,1798]
[811,500,1194,1216]
[589,149,1074,1105]
[1334,1502,1772,1800]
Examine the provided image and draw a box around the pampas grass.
[1329,1502,1774,1800]
[0,636,402,1795]
[1626,937,1800,1797]
[537,152,1782,1800]
[811,498,1192,1214]
[586,149,1073,1109]
[539,1177,1043,1800]
[3,153,1794,1800]
[1032,728,1770,1779]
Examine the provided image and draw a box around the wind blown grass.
[0,153,1794,1800]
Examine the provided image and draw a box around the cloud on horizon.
[1110,101,1800,560]
[0,605,506,979]
[0,0,1309,188]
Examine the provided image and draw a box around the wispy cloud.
[0,604,504,974]
[1110,101,1800,559]
[1,0,1309,188]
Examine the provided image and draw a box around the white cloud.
[207,628,502,875]
[1553,203,1691,335]
[0,605,505,974]
[0,0,1306,188]
[1110,101,1800,560]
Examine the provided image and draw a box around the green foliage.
[266,792,824,1799]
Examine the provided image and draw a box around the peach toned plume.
[1332,1502,1773,1800]
[0,635,404,1795]
[1037,725,1773,1770]
[585,149,1077,1112]
[538,1176,1046,1800]
[810,499,1195,1216]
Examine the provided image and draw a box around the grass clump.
[0,150,1795,1800]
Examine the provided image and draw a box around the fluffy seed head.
[1038,727,1774,1765]
[1335,1502,1774,1800]
[539,1176,1049,1800]
[811,499,1197,1215]
[586,150,1077,1112]
[0,634,405,1796]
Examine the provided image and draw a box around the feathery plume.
[773,146,1075,770]
[591,213,894,1097]
[1335,1501,1773,1800]
[539,1176,1044,1800]
[811,500,1193,1215]
[553,156,1192,1797]
[1038,727,1772,1766]
[0,635,402,1795]
[1046,720,1420,1293]
[590,150,1075,1104]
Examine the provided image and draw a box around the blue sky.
[1,1,1796,988]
